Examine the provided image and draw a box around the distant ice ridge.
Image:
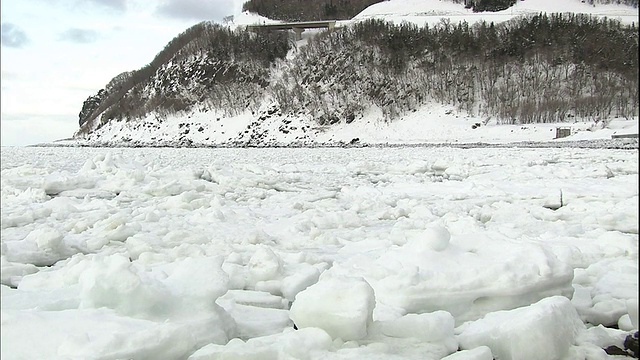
[1,146,637,359]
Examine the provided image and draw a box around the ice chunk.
[216,301,291,339]
[431,159,448,175]
[574,258,638,327]
[188,327,332,360]
[458,296,585,360]
[163,256,230,312]
[379,311,455,342]
[248,245,283,283]
[3,227,74,267]
[289,275,375,341]
[31,227,64,252]
[0,256,38,287]
[327,230,575,324]
[576,324,628,350]
[441,346,493,360]
[406,225,451,252]
[43,172,96,195]
[189,338,277,360]
[281,264,320,302]
[222,261,248,290]
[78,255,173,319]
[219,290,287,309]
[619,314,635,331]
[2,308,197,360]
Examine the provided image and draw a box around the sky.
[1,0,245,146]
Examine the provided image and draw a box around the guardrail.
[246,20,337,40]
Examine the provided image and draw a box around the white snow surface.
[1,145,638,359]
[353,0,640,25]
[69,102,639,147]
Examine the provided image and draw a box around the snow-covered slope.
[68,0,639,148]
[66,102,638,147]
[354,0,639,25]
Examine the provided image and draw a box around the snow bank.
[353,0,639,26]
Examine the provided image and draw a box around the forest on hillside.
[78,23,290,132]
[271,14,638,125]
[78,13,638,135]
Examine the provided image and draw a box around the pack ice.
[1,146,638,359]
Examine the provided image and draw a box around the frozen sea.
[1,146,638,359]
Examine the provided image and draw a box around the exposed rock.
[78,89,107,127]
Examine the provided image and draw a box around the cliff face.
[78,72,133,127]
[76,22,290,137]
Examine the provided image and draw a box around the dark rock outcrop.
[78,89,107,127]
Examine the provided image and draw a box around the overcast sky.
[1,0,244,146]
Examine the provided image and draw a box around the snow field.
[353,0,640,26]
[1,146,638,359]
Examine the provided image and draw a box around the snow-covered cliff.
[73,0,639,147]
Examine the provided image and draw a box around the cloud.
[86,0,127,12]
[1,113,78,146]
[27,0,127,14]
[1,23,30,48]
[156,0,235,21]
[59,28,100,44]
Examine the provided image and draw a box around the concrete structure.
[555,127,571,139]
[246,20,337,40]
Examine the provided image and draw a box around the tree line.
[270,14,638,125]
[242,0,384,21]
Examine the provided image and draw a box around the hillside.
[72,0,639,147]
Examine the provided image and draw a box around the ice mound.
[289,275,375,341]
[457,296,585,360]
[78,254,232,320]
[7,253,238,355]
[2,227,76,267]
[572,257,639,327]
[327,225,574,323]
[189,327,333,360]
[2,308,197,359]
[408,224,451,252]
